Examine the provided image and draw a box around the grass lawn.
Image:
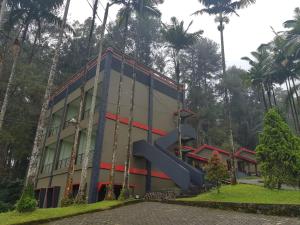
[0,201,123,225]
[179,184,300,204]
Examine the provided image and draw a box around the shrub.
[60,197,74,207]
[205,151,229,193]
[256,108,300,189]
[16,184,37,213]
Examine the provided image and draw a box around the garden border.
[12,200,142,225]
[155,200,300,217]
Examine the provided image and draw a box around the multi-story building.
[35,48,203,208]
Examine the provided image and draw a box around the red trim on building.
[97,182,136,190]
[186,153,208,162]
[99,162,170,180]
[235,155,257,164]
[50,48,182,101]
[105,112,167,136]
[182,146,197,152]
[193,144,230,156]
[235,147,256,156]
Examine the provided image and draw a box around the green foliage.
[256,108,300,189]
[205,152,229,193]
[0,178,23,212]
[0,201,122,225]
[16,185,37,213]
[179,184,300,204]
[60,197,74,207]
[118,188,130,201]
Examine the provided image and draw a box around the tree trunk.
[63,87,84,201]
[26,0,71,186]
[0,53,19,130]
[285,80,298,133]
[0,0,7,31]
[121,63,136,199]
[271,86,277,107]
[76,2,110,202]
[105,11,130,201]
[120,0,145,200]
[219,16,236,185]
[287,77,300,132]
[63,0,98,203]
[266,84,272,108]
[260,84,268,111]
[28,25,41,64]
[175,57,183,160]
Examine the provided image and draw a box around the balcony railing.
[42,163,53,174]
[76,150,94,165]
[57,157,71,170]
[48,126,59,137]
[82,103,100,120]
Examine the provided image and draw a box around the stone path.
[44,202,300,225]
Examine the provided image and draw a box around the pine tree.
[205,151,228,193]
[256,108,300,189]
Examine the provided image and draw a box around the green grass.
[179,184,300,204]
[0,201,123,225]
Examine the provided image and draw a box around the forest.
[0,0,299,211]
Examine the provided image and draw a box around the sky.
[69,0,300,70]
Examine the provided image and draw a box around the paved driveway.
[44,202,300,225]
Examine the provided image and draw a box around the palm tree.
[194,0,256,184]
[63,0,99,204]
[242,45,274,111]
[120,0,163,200]
[26,0,72,186]
[0,0,67,132]
[75,1,127,202]
[0,0,8,30]
[104,0,163,200]
[162,17,202,160]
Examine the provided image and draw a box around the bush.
[16,184,37,213]
[0,201,13,213]
[256,109,300,189]
[60,197,74,207]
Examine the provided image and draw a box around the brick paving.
[44,202,300,225]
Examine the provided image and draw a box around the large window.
[57,137,73,169]
[48,109,63,137]
[82,86,101,120]
[76,128,96,165]
[64,98,80,129]
[42,144,55,174]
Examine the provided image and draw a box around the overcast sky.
[69,0,299,70]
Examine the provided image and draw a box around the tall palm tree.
[62,0,99,204]
[0,0,68,132]
[26,0,72,186]
[120,0,163,200]
[162,17,202,160]
[104,0,162,201]
[194,0,256,184]
[242,45,274,111]
[0,0,8,30]
[75,1,127,202]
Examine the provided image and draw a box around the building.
[35,48,205,208]
[186,145,258,177]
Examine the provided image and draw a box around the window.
[48,109,63,137]
[42,144,55,174]
[82,86,101,120]
[64,98,80,129]
[57,138,73,169]
[76,128,96,165]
